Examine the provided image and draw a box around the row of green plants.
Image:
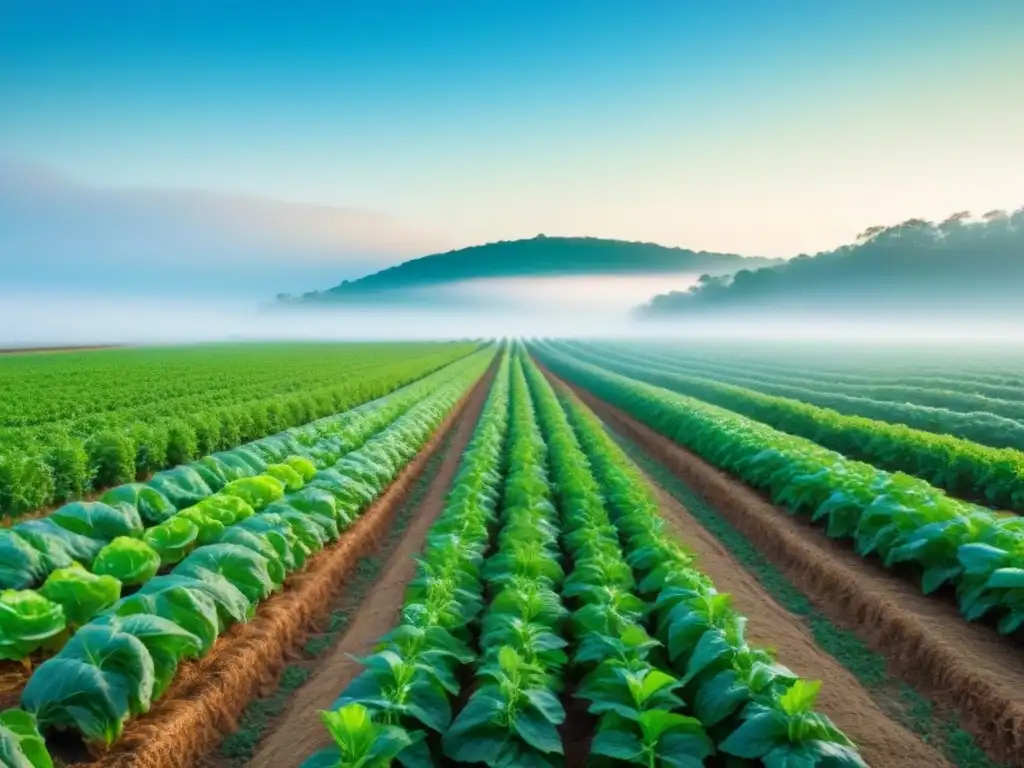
[0,343,481,518]
[0,456,318,663]
[561,341,1024,456]
[0,343,479,432]
[0,352,496,671]
[527,354,867,766]
[584,342,1024,424]
[589,342,1024,407]
[0,352,493,766]
[0,351,496,666]
[301,349,867,767]
[440,355,568,766]
[550,341,1024,512]
[525,354,721,767]
[302,351,513,768]
[0,349,493,589]
[536,345,1024,636]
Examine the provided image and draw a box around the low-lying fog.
[2,273,1023,348]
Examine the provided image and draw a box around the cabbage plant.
[0,708,52,768]
[0,590,66,661]
[38,564,120,627]
[92,537,161,586]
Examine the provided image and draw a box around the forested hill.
[635,208,1024,319]
[287,236,779,301]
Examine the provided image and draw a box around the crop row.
[0,350,493,766]
[548,340,1024,512]
[565,341,1024,454]
[302,349,514,767]
[301,348,863,767]
[602,342,1024,401]
[0,343,480,430]
[0,343,481,518]
[536,345,1024,636]
[1,350,495,665]
[590,341,1024,420]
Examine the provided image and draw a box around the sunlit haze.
[3,1,1023,266]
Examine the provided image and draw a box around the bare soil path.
[248,370,493,768]
[72,366,494,768]
[554,370,1024,767]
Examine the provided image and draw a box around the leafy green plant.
[141,516,200,566]
[38,564,120,627]
[44,437,90,504]
[0,455,54,519]
[0,531,46,591]
[0,708,53,768]
[51,500,144,541]
[719,680,865,766]
[222,476,286,511]
[85,430,136,488]
[265,463,305,492]
[284,455,317,482]
[444,646,565,766]
[92,537,162,586]
[165,419,199,466]
[301,703,422,768]
[0,590,66,661]
[102,483,177,526]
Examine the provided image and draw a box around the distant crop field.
[0,341,480,517]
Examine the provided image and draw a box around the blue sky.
[2,0,1023,297]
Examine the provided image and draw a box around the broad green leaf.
[0,531,46,591]
[0,708,54,768]
[22,623,156,745]
[589,728,642,761]
[512,706,563,755]
[143,517,200,567]
[92,537,161,587]
[101,487,176,528]
[0,590,66,661]
[176,543,275,605]
[719,711,788,758]
[113,584,220,656]
[39,564,120,627]
[51,501,144,542]
[779,679,821,716]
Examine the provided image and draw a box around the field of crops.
[3,338,1022,768]
[0,342,480,518]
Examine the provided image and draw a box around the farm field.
[1,340,1022,768]
[0,342,481,519]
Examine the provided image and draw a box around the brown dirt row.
[553,370,1024,767]
[248,357,491,768]
[70,364,496,768]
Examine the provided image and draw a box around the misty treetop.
[635,207,1024,318]
[287,235,780,301]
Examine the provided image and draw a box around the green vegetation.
[0,342,480,517]
[608,422,999,767]
[0,350,493,764]
[301,348,864,767]
[219,424,453,765]
[290,236,777,301]
[635,208,1024,319]
[547,341,1024,508]
[534,344,1024,636]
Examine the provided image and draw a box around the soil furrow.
[553,370,1024,767]
[248,369,493,768]
[71,365,494,768]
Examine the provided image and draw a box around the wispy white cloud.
[0,161,452,297]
